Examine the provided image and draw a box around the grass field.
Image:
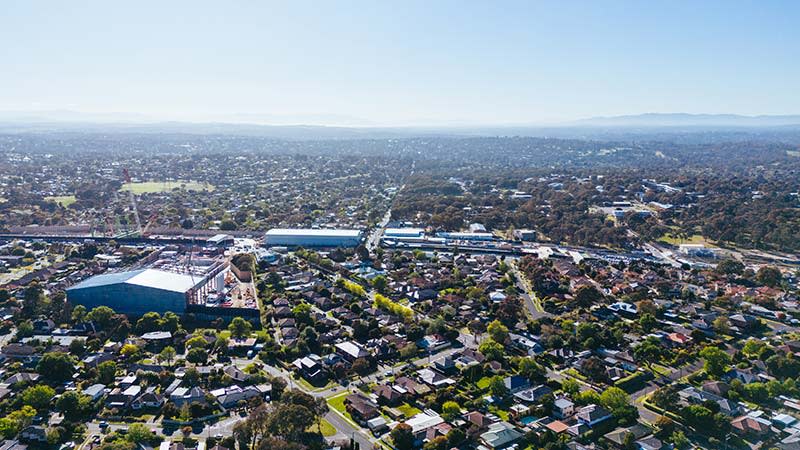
[120,180,214,194]
[658,233,707,245]
[45,195,77,207]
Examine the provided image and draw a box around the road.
[631,359,704,425]
[509,259,551,320]
[365,183,404,252]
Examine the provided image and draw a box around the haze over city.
[1,3,800,450]
[2,0,799,126]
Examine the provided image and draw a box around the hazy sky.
[2,1,798,126]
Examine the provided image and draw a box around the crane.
[122,168,143,237]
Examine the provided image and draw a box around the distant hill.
[572,113,800,127]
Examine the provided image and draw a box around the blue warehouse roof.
[68,269,200,294]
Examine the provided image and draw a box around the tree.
[712,316,730,334]
[136,312,162,334]
[574,285,603,308]
[562,378,580,396]
[518,357,545,383]
[700,346,731,378]
[126,423,155,444]
[671,430,690,449]
[633,338,662,368]
[69,338,86,356]
[56,391,92,417]
[487,320,509,344]
[351,358,372,376]
[478,340,505,361]
[229,317,253,340]
[0,406,36,438]
[186,347,209,365]
[22,385,56,412]
[220,219,238,230]
[87,305,115,328]
[600,387,638,422]
[158,346,177,366]
[650,385,679,411]
[71,304,87,323]
[716,259,744,276]
[390,423,415,450]
[441,401,460,421]
[186,336,208,349]
[639,313,657,332]
[372,275,388,293]
[97,361,118,385]
[756,266,782,287]
[488,375,508,398]
[121,343,140,358]
[37,352,76,382]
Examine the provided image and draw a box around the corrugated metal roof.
[67,268,197,294]
[266,228,361,237]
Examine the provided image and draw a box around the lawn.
[309,419,337,437]
[327,392,350,416]
[397,403,421,418]
[120,180,214,194]
[476,376,492,389]
[45,195,77,207]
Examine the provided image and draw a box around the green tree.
[574,285,603,308]
[716,259,744,276]
[87,305,115,328]
[136,312,162,334]
[71,304,87,323]
[97,361,118,385]
[562,378,580,396]
[488,376,508,398]
[700,346,731,378]
[158,346,177,366]
[390,423,415,450]
[756,266,782,287]
[600,387,638,422]
[487,320,509,343]
[37,352,77,382]
[22,385,56,412]
[229,317,253,340]
[518,357,545,383]
[441,401,461,421]
[126,423,155,444]
[478,340,505,361]
[671,430,690,449]
[633,338,662,368]
[56,391,92,417]
[186,347,208,365]
[0,406,36,438]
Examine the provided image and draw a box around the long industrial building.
[66,268,207,316]
[264,228,362,247]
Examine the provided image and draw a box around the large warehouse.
[264,228,362,247]
[66,268,205,316]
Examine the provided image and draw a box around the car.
[99,421,109,430]
[214,434,224,440]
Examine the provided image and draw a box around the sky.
[1,0,799,126]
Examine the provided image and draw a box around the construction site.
[66,248,261,323]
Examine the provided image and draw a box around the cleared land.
[120,180,214,194]
[45,195,77,207]
[658,233,708,245]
